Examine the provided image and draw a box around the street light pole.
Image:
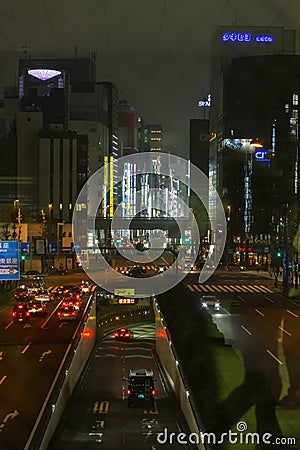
[282,204,289,294]
[57,222,64,268]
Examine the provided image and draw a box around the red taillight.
[125,333,129,337]
[126,389,131,395]
[26,312,30,317]
[151,389,156,396]
[72,311,76,316]
[114,332,119,337]
[12,312,16,317]
[57,312,61,316]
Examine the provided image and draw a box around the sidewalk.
[244,269,300,302]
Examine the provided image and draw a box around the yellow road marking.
[0,375,7,385]
[21,341,32,354]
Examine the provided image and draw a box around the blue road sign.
[47,242,58,254]
[71,242,82,254]
[20,242,32,254]
[0,241,20,280]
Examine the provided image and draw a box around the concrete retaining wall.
[154,300,206,450]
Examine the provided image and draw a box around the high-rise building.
[144,124,163,152]
[209,25,296,194]
[221,55,300,239]
[209,25,297,245]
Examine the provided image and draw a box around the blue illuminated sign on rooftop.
[222,32,274,43]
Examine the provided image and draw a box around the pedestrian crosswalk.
[114,265,170,272]
[186,284,273,294]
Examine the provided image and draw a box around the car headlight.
[202,303,208,308]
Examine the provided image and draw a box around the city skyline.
[0,0,299,154]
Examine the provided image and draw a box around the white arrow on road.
[39,349,52,362]
[3,409,19,423]
[0,409,19,432]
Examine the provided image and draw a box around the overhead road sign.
[20,242,32,254]
[114,288,135,296]
[47,242,58,254]
[71,242,82,254]
[0,241,20,280]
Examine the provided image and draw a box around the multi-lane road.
[0,276,91,450]
[1,263,300,449]
[48,322,196,450]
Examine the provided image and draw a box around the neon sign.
[198,94,211,107]
[222,33,274,43]
[255,150,268,159]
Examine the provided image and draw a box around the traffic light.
[276,251,282,257]
[21,255,27,261]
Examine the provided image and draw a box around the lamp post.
[48,204,53,239]
[57,222,64,268]
[13,199,19,239]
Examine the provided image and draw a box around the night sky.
[0,0,299,156]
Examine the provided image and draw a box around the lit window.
[293,93,298,105]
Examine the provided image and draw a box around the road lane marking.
[229,285,241,292]
[187,284,195,292]
[0,351,3,361]
[144,402,159,414]
[241,325,252,336]
[210,285,223,292]
[235,286,248,293]
[205,285,215,292]
[99,401,109,414]
[93,401,99,413]
[21,341,32,354]
[255,308,265,317]
[265,296,274,303]
[258,285,273,293]
[38,349,52,362]
[238,296,246,302]
[0,375,7,385]
[41,301,62,329]
[5,321,13,330]
[266,349,283,365]
[286,309,298,318]
[278,326,292,337]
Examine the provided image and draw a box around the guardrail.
[24,289,97,450]
[154,299,207,450]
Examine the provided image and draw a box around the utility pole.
[282,204,289,294]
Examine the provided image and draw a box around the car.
[22,270,44,278]
[114,327,134,341]
[61,296,82,311]
[201,295,221,310]
[122,266,146,276]
[46,267,67,276]
[27,300,46,315]
[80,281,92,293]
[34,289,52,302]
[52,285,81,300]
[193,261,204,270]
[126,369,156,408]
[180,257,194,271]
[57,305,78,321]
[230,300,241,307]
[14,287,31,301]
[155,264,167,273]
[225,263,246,271]
[12,303,30,322]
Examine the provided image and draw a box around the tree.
[0,206,13,240]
